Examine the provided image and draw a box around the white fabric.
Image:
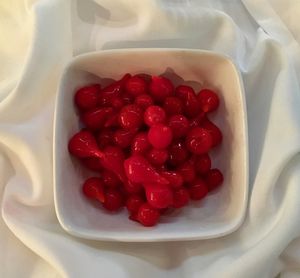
[1,0,300,277]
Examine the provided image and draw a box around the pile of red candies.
[68,73,223,227]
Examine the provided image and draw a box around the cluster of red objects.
[68,73,223,227]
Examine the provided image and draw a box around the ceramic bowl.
[53,48,248,241]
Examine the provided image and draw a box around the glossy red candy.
[144,105,166,126]
[134,94,154,109]
[124,180,143,194]
[205,168,223,191]
[185,127,212,155]
[102,170,121,188]
[119,104,143,130]
[147,148,168,166]
[110,96,125,110]
[98,74,131,106]
[113,129,136,148]
[82,177,105,203]
[129,211,139,222]
[185,92,200,118]
[189,111,206,128]
[177,160,196,183]
[126,194,144,213]
[201,118,222,147]
[125,75,147,96]
[119,73,132,86]
[74,84,100,111]
[172,187,189,208]
[82,157,103,171]
[81,107,114,130]
[149,76,174,102]
[148,124,173,149]
[168,114,189,138]
[175,85,199,118]
[137,203,160,227]
[122,93,134,105]
[168,140,188,166]
[195,153,211,174]
[100,146,126,182]
[97,129,114,149]
[71,72,224,227]
[175,85,191,99]
[189,179,208,200]
[103,188,124,211]
[160,171,183,188]
[124,155,169,185]
[68,130,101,158]
[144,183,173,209]
[163,96,183,115]
[103,113,119,128]
[131,132,151,154]
[197,89,220,113]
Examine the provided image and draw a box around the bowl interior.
[54,49,248,241]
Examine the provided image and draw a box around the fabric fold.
[1,0,300,277]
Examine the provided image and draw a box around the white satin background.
[1,0,300,277]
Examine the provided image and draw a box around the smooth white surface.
[2,0,300,277]
[54,49,248,241]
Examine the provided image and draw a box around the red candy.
[98,74,130,106]
[124,155,169,185]
[168,140,188,166]
[189,111,206,128]
[144,105,166,126]
[131,132,150,154]
[110,96,125,110]
[82,157,103,171]
[168,114,189,138]
[124,180,143,194]
[163,96,183,115]
[144,183,173,209]
[68,130,101,159]
[113,129,136,148]
[137,203,160,227]
[74,84,100,111]
[177,160,196,183]
[197,89,220,113]
[160,171,183,188]
[185,127,212,155]
[122,93,134,105]
[173,188,189,208]
[195,153,211,174]
[205,169,224,191]
[148,124,173,149]
[126,194,144,213]
[119,104,143,130]
[97,128,114,149]
[201,118,222,147]
[175,85,199,118]
[102,170,121,188]
[81,107,114,130]
[103,188,124,211]
[69,73,223,227]
[125,75,147,96]
[104,113,119,128]
[100,146,127,182]
[189,179,208,200]
[135,94,153,109]
[175,85,192,99]
[82,177,105,203]
[149,76,174,102]
[147,148,168,166]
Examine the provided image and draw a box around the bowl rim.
[53,48,249,242]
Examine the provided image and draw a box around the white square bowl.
[53,49,248,242]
